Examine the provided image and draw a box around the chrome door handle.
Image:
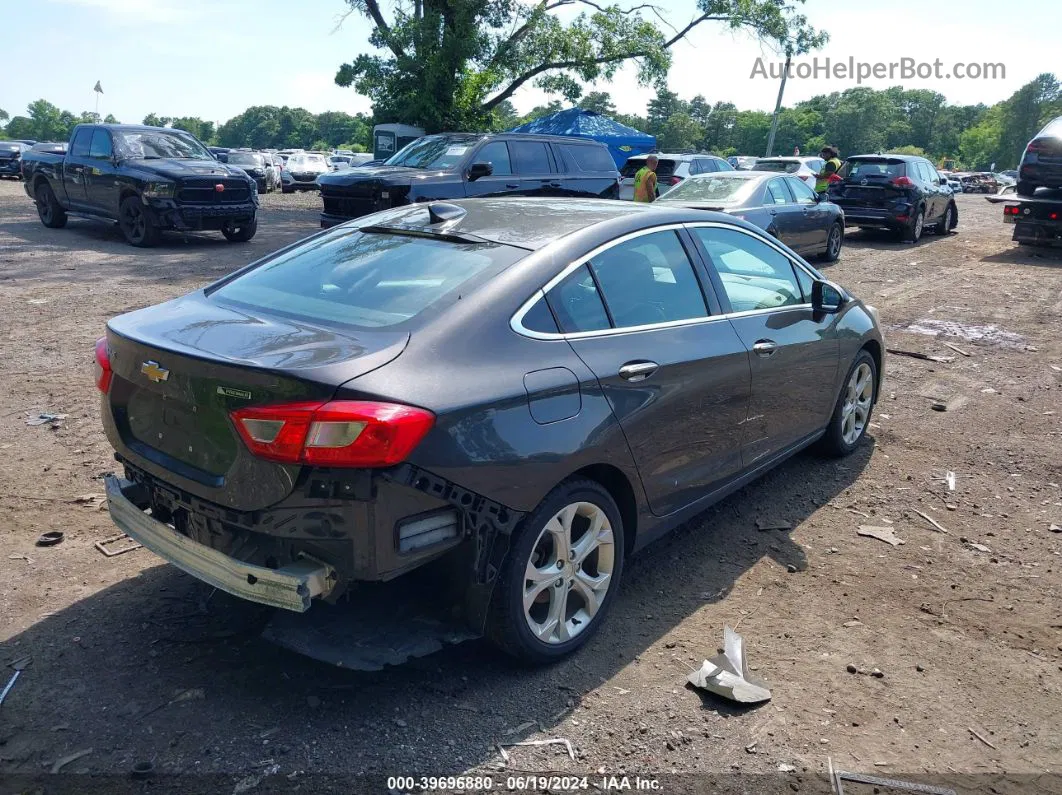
[752,340,777,357]
[619,361,659,381]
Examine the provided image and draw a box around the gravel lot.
[1,179,1060,794]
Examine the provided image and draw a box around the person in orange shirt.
[633,155,658,203]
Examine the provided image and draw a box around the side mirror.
[812,279,846,313]
[468,162,493,181]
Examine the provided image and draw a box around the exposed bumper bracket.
[104,474,336,612]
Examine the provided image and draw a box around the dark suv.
[827,154,957,242]
[317,133,620,227]
[1017,116,1062,196]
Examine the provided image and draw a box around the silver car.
[619,153,733,200]
[281,153,330,192]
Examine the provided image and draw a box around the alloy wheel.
[121,203,145,241]
[913,210,924,240]
[841,362,874,445]
[38,190,52,223]
[828,226,841,257]
[523,501,615,645]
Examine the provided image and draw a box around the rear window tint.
[839,159,905,179]
[558,144,615,173]
[209,228,525,330]
[621,158,676,178]
[546,264,610,333]
[755,159,801,174]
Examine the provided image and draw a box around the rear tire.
[118,196,161,247]
[900,206,925,243]
[820,222,843,262]
[221,216,257,242]
[35,183,68,229]
[487,479,624,665]
[818,350,877,457]
[1016,180,1037,197]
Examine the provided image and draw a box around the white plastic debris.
[687,626,771,704]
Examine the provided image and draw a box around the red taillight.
[1050,211,1059,221]
[94,337,113,393]
[1026,140,1042,153]
[231,400,434,468]
[890,175,915,187]
[1004,205,1020,216]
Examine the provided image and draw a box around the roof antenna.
[427,202,466,225]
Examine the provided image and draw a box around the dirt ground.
[1,179,1060,794]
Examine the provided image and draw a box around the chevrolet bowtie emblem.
[141,361,170,383]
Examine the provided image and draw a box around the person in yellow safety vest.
[815,145,842,195]
[633,155,659,203]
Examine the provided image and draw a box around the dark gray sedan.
[657,171,846,262]
[98,198,882,665]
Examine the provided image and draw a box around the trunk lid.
[105,292,408,510]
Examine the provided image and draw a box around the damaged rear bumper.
[104,474,337,612]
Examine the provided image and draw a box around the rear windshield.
[658,174,760,205]
[1039,117,1062,138]
[209,227,526,330]
[754,159,800,173]
[621,158,677,178]
[839,159,906,180]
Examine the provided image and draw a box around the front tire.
[818,350,877,457]
[221,216,257,242]
[35,183,68,229]
[487,479,624,664]
[118,196,161,247]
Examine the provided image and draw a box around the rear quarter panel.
[23,153,68,204]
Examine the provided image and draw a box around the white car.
[618,153,733,200]
[753,156,825,188]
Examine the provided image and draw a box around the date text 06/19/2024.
[386,775,663,791]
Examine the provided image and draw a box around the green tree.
[518,100,565,125]
[335,0,826,132]
[656,111,702,151]
[143,113,173,127]
[887,145,925,156]
[578,91,616,116]
[170,117,216,142]
[103,114,119,124]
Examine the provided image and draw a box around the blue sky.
[1,0,1056,127]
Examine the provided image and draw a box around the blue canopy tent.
[508,108,655,168]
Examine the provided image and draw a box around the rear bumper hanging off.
[104,474,337,611]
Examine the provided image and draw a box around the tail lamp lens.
[94,337,113,393]
[231,400,434,467]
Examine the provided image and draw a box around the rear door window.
[475,141,512,176]
[209,228,526,330]
[70,128,93,158]
[509,141,553,175]
[545,264,611,333]
[587,231,707,328]
[765,179,790,205]
[558,144,615,173]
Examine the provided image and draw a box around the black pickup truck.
[21,124,259,247]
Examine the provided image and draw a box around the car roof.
[627,153,722,161]
[419,131,608,147]
[348,197,734,251]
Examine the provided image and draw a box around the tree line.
[518,73,1060,170]
[3,73,1057,170]
[0,101,374,153]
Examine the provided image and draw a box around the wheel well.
[119,189,139,204]
[861,339,883,391]
[572,463,638,553]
